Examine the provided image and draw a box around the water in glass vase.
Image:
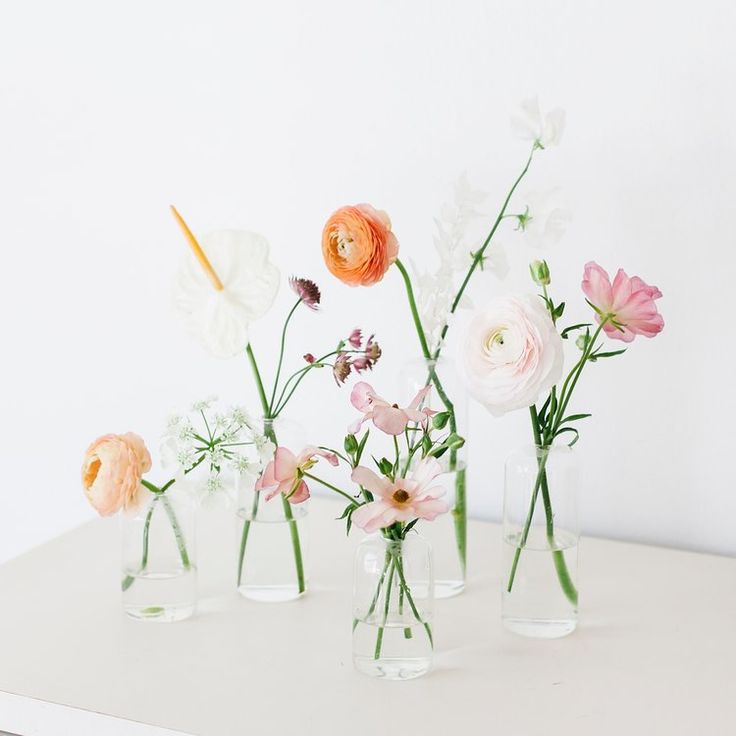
[502,527,578,638]
[122,566,197,623]
[236,506,308,602]
[352,618,432,680]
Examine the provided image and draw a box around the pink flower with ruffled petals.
[348,382,435,436]
[582,262,664,343]
[255,446,338,504]
[348,328,362,349]
[350,457,449,532]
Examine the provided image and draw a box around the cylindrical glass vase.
[352,533,434,680]
[121,490,197,622]
[502,444,579,638]
[400,355,467,597]
[235,416,309,602]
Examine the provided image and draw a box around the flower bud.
[344,434,359,455]
[529,259,551,286]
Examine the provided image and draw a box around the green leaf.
[553,301,565,319]
[421,434,432,455]
[555,427,580,446]
[356,430,370,463]
[590,348,627,362]
[430,445,449,459]
[402,519,420,537]
[559,413,592,425]
[561,322,592,339]
[121,575,135,592]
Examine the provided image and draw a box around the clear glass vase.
[121,490,197,622]
[235,416,309,602]
[502,444,579,638]
[400,355,467,597]
[352,533,434,680]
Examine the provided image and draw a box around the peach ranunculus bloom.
[81,433,152,516]
[321,204,399,286]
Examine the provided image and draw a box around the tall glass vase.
[121,490,197,622]
[400,355,467,597]
[236,416,308,601]
[352,533,434,680]
[502,444,579,638]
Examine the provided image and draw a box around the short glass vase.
[235,416,309,602]
[502,444,579,638]
[121,490,197,622]
[352,533,434,680]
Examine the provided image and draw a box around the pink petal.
[255,459,277,491]
[412,497,450,521]
[410,457,443,490]
[347,412,371,435]
[351,465,392,498]
[272,447,298,482]
[581,261,613,312]
[288,480,310,504]
[372,406,409,435]
[407,385,431,412]
[352,501,398,532]
[350,382,375,412]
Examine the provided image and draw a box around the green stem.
[240,343,306,595]
[303,472,357,506]
[160,494,191,569]
[354,549,391,632]
[269,299,302,412]
[374,560,396,659]
[394,551,433,647]
[122,496,159,592]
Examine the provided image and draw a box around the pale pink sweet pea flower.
[350,457,449,532]
[582,262,664,343]
[255,446,338,504]
[348,381,435,436]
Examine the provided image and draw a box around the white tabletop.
[0,497,733,736]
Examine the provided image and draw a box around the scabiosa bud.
[303,353,316,364]
[289,277,321,310]
[332,353,352,385]
[348,328,362,349]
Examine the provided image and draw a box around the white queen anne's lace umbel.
[161,399,272,502]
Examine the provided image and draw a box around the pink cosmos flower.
[582,262,664,343]
[255,446,338,504]
[348,381,435,436]
[350,457,449,532]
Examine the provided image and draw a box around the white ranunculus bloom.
[511,97,565,148]
[522,188,572,248]
[460,294,563,416]
[174,230,280,358]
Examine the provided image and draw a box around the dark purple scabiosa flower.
[289,277,321,310]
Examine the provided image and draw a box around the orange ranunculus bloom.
[321,204,399,286]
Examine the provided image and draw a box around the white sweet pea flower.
[511,97,565,149]
[173,229,280,359]
[520,189,572,248]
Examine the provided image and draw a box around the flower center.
[336,227,354,261]
[392,489,410,504]
[83,458,101,488]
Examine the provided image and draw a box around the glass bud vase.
[400,355,467,597]
[502,444,579,638]
[121,490,197,622]
[352,533,434,680]
[236,416,309,602]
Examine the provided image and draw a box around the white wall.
[1,0,734,563]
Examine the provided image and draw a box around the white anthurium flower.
[460,294,563,417]
[173,230,280,359]
[511,97,565,149]
[521,189,572,248]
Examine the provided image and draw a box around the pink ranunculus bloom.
[582,261,664,343]
[81,433,152,516]
[348,381,435,436]
[255,446,338,504]
[350,457,449,532]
